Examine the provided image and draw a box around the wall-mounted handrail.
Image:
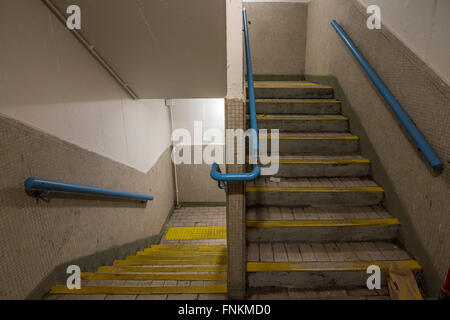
[331,20,443,170]
[210,8,261,185]
[24,177,154,202]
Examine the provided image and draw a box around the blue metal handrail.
[331,20,443,170]
[24,177,154,202]
[210,8,261,186]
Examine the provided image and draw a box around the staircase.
[45,207,228,300]
[245,80,421,295]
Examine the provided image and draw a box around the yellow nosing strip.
[50,284,227,295]
[98,266,227,273]
[82,272,226,281]
[246,186,384,193]
[248,83,333,89]
[248,99,342,104]
[113,258,227,266]
[138,250,226,256]
[150,245,226,250]
[261,135,359,140]
[126,254,225,260]
[247,159,370,165]
[250,115,348,121]
[164,226,226,240]
[246,218,399,228]
[247,260,421,272]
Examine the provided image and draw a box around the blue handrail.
[331,20,443,170]
[24,177,154,202]
[210,8,261,185]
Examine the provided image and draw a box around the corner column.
[225,98,246,299]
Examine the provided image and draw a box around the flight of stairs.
[245,80,421,295]
[45,207,228,300]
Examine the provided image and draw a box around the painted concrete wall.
[171,99,226,203]
[243,1,308,76]
[0,0,171,173]
[52,0,227,99]
[0,0,175,299]
[359,0,450,85]
[305,0,450,295]
[227,0,244,99]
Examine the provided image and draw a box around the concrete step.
[248,286,391,300]
[246,206,399,242]
[247,99,342,115]
[47,244,228,299]
[246,241,421,289]
[249,114,349,132]
[248,82,334,99]
[256,155,371,178]
[49,283,227,296]
[246,177,383,207]
[261,132,360,155]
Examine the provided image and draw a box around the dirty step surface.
[246,206,399,242]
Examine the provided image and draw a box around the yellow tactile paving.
[164,226,227,240]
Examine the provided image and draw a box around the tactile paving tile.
[164,226,227,240]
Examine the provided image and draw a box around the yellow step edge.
[246,158,370,165]
[249,99,342,104]
[247,83,333,89]
[145,246,226,252]
[125,254,225,260]
[138,250,226,256]
[81,272,226,281]
[50,284,227,295]
[97,266,227,273]
[143,248,227,254]
[261,135,359,140]
[150,245,226,250]
[124,255,226,261]
[247,260,421,272]
[113,258,227,266]
[246,186,384,193]
[164,226,227,240]
[249,115,349,121]
[136,249,227,257]
[246,218,399,228]
[249,82,318,86]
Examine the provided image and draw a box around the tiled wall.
[305,0,450,295]
[0,114,175,299]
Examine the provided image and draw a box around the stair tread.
[250,98,341,103]
[249,81,331,88]
[261,154,369,162]
[49,284,227,295]
[246,241,414,264]
[253,114,348,120]
[268,132,357,138]
[247,177,381,189]
[246,206,392,221]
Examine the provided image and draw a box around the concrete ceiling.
[52,0,227,99]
